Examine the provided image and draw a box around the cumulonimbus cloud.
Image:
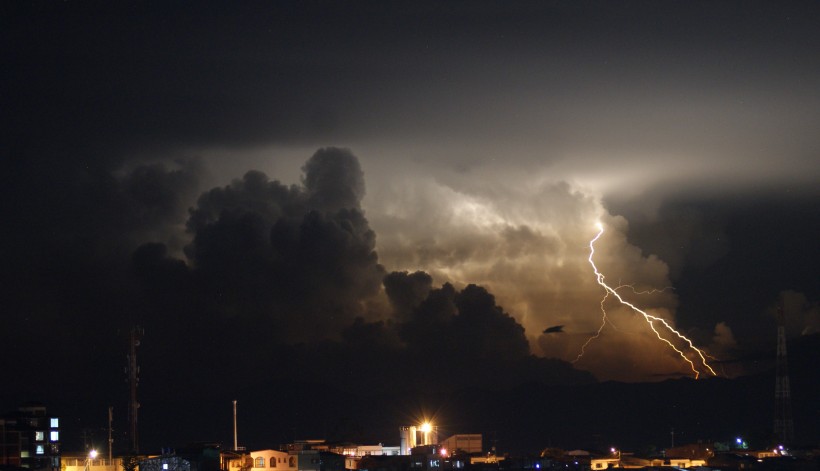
[367,167,718,381]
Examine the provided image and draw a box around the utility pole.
[773,305,794,445]
[127,326,143,453]
[233,400,238,451]
[108,407,113,465]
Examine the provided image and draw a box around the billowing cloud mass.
[364,165,720,381]
[120,148,593,394]
[175,147,384,341]
[119,148,749,383]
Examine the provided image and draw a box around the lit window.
[163,464,168,470]
[50,431,59,442]
[35,431,45,441]
[50,418,59,428]
[255,457,265,468]
[36,445,45,455]
[21,451,30,458]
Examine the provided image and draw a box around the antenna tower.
[127,326,144,452]
[773,305,794,445]
[108,406,113,463]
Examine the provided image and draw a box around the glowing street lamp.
[85,449,98,471]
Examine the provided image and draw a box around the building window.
[255,457,265,468]
[35,431,45,441]
[50,431,59,442]
[36,445,45,455]
[50,418,59,428]
[270,458,276,468]
[288,457,295,467]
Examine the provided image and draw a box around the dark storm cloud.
[380,274,592,388]
[607,187,820,347]
[303,148,366,212]
[122,149,594,400]
[383,270,434,320]
[167,148,385,341]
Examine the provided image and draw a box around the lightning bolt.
[578,222,717,379]
[572,291,610,364]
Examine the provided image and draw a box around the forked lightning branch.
[577,223,717,379]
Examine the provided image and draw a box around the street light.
[85,449,98,471]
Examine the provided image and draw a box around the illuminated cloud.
[366,164,701,381]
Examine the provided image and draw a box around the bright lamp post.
[84,449,98,471]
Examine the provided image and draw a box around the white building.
[399,424,438,455]
[234,449,296,471]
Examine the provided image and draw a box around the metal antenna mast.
[127,326,144,453]
[773,305,794,445]
[108,406,113,464]
[233,400,238,451]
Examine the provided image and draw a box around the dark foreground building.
[0,404,60,471]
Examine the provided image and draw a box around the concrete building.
[400,426,438,456]
[334,444,401,471]
[590,458,620,470]
[141,443,221,471]
[61,452,119,471]
[288,450,344,471]
[233,445,345,471]
[1,418,22,467]
[243,449,297,471]
[0,404,60,471]
[438,435,481,456]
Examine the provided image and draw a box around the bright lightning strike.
[578,223,717,379]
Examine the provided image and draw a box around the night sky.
[2,0,819,453]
